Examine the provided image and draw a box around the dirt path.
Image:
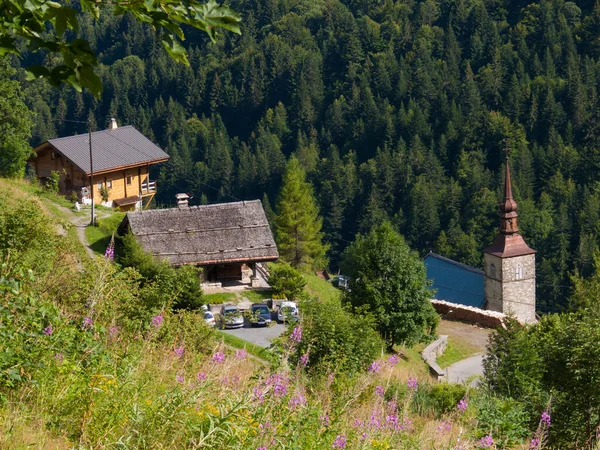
[55,204,110,259]
[438,320,491,352]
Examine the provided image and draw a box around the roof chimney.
[176,193,190,208]
[109,118,118,130]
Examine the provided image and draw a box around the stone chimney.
[175,193,190,208]
[109,118,118,130]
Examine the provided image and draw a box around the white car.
[221,305,244,329]
[277,301,299,323]
[204,311,216,327]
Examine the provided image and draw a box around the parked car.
[250,303,272,327]
[330,275,350,290]
[204,311,216,327]
[277,301,299,323]
[221,305,244,329]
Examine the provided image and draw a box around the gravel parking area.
[222,322,287,348]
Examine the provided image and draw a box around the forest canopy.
[14,0,600,312]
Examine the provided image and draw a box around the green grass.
[303,272,341,302]
[203,292,237,304]
[84,212,125,255]
[215,330,276,363]
[244,289,273,303]
[436,341,480,369]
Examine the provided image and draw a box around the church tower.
[484,148,536,323]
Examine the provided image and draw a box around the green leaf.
[201,0,241,35]
[0,36,18,56]
[24,65,50,81]
[160,33,189,65]
[77,64,103,98]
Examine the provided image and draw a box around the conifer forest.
[18,0,600,312]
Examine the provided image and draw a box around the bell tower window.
[515,264,524,279]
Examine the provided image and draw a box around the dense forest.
[17,0,600,312]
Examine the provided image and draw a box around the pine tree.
[275,156,329,270]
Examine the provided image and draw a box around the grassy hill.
[0,179,538,449]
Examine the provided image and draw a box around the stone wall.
[431,299,506,329]
[421,335,448,380]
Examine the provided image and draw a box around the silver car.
[221,305,244,329]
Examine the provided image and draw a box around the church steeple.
[483,140,537,323]
[499,145,519,235]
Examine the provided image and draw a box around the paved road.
[221,323,287,348]
[445,353,485,385]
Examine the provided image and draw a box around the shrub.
[45,170,61,193]
[119,232,204,311]
[155,310,216,354]
[291,296,384,374]
[473,394,530,449]
[268,263,306,300]
[410,382,466,416]
[99,185,109,202]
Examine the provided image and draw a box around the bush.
[45,170,61,193]
[410,382,466,416]
[155,310,216,354]
[473,394,530,449]
[291,296,384,374]
[119,232,204,311]
[268,263,306,301]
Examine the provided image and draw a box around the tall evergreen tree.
[275,156,328,270]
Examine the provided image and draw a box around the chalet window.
[50,151,55,160]
[516,264,524,279]
[127,176,132,185]
[97,182,103,190]
[106,180,112,189]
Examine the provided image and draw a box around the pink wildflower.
[407,377,418,390]
[151,314,164,327]
[212,351,226,363]
[457,399,468,412]
[478,435,494,448]
[288,394,307,409]
[332,435,346,448]
[290,326,302,343]
[387,354,400,366]
[82,316,93,330]
[235,349,247,359]
[175,374,184,383]
[541,411,551,427]
[43,325,53,335]
[174,346,185,357]
[368,361,382,373]
[299,353,309,367]
[375,385,385,397]
[196,372,207,382]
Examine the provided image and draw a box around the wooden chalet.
[118,198,279,285]
[31,119,169,210]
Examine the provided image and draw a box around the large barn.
[118,198,279,287]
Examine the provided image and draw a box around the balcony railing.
[141,180,156,195]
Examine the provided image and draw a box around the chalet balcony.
[141,180,156,195]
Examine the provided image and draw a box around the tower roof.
[484,145,535,258]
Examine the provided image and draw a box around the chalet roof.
[121,200,279,266]
[424,252,485,308]
[36,126,169,175]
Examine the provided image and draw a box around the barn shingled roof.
[38,126,169,175]
[121,200,279,266]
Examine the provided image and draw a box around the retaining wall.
[422,335,448,380]
[431,299,506,329]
